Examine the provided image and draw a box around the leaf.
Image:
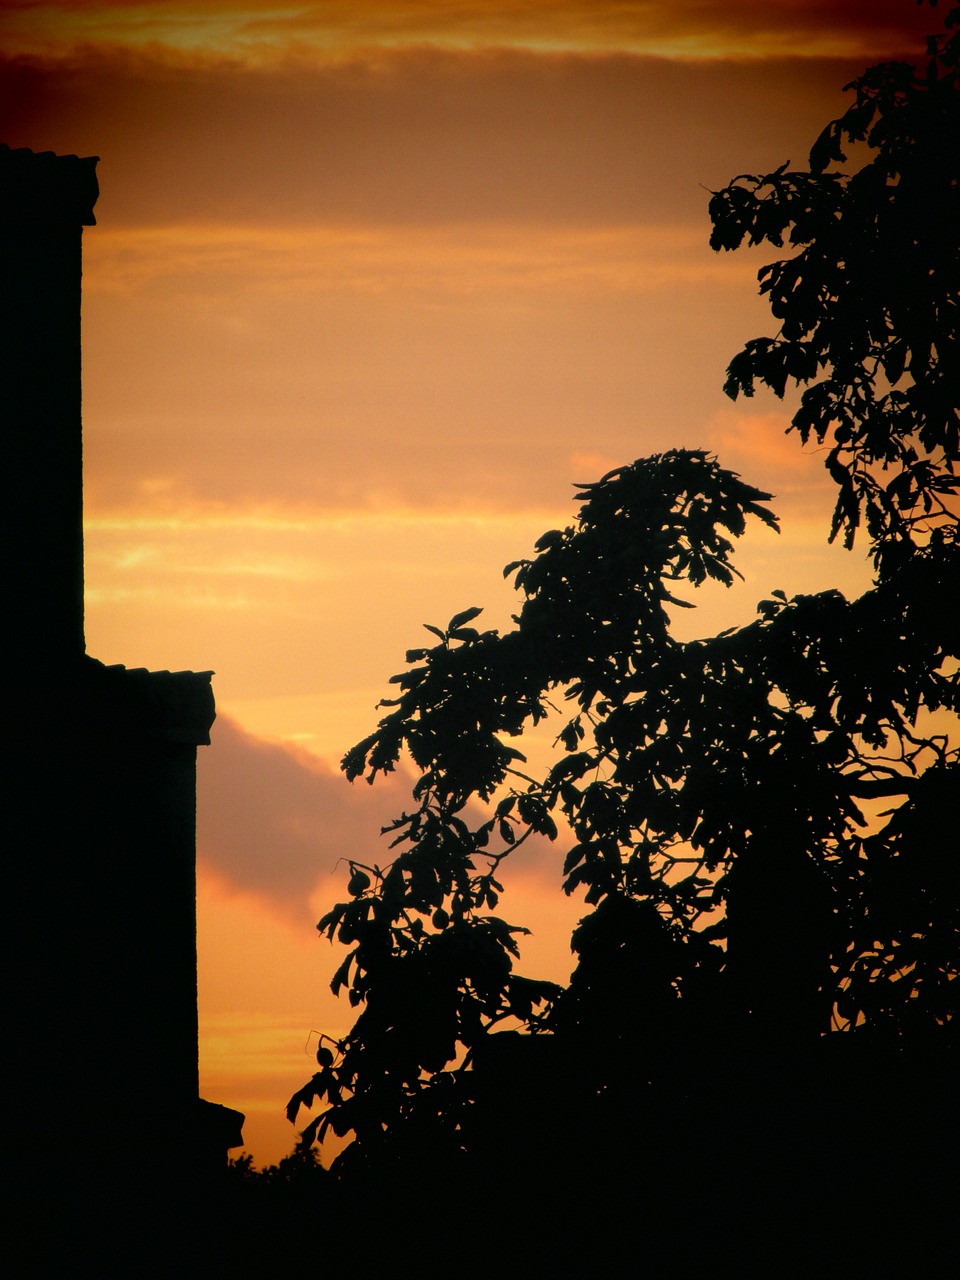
[448,605,484,630]
[348,867,371,896]
[330,949,357,997]
[286,1075,324,1124]
[300,1112,329,1145]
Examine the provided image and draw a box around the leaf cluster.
[709,6,960,568]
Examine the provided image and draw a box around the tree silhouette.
[290,3,959,1249]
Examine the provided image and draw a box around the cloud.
[75,212,772,524]
[85,222,749,299]
[0,0,939,63]
[708,406,826,475]
[705,404,849,531]
[4,44,880,229]
[197,712,411,920]
[197,712,567,926]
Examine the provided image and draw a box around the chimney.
[0,143,99,664]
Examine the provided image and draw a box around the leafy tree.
[227,1136,327,1186]
[290,1,959,1216]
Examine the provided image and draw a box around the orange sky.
[4,0,940,1164]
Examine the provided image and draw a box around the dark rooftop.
[0,142,100,227]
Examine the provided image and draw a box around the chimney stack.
[0,143,99,664]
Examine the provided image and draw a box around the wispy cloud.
[8,45,867,229]
[1,0,938,62]
[78,210,772,524]
[86,222,756,299]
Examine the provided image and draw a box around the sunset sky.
[4,0,941,1164]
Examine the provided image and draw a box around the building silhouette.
[1,143,242,1256]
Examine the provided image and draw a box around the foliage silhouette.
[290,2,959,1238]
[227,1136,328,1187]
[709,0,960,567]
